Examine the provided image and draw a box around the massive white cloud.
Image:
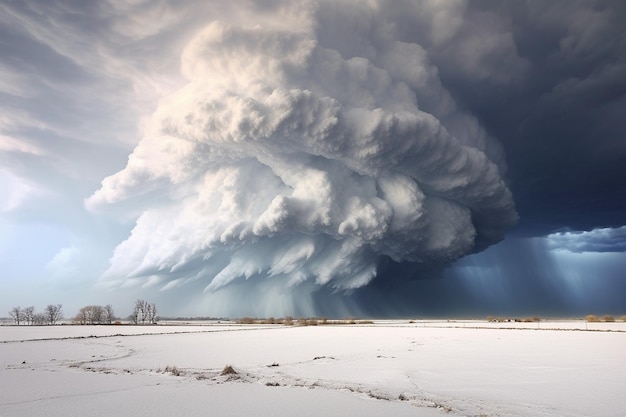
[87,1,517,294]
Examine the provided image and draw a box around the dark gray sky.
[1,0,624,318]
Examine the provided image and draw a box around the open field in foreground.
[1,321,625,417]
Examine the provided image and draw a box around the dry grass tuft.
[519,317,541,322]
[221,365,237,376]
[620,315,626,322]
[163,365,184,376]
[585,314,600,322]
[238,317,257,324]
[601,315,615,322]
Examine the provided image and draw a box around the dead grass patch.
[221,365,237,376]
[163,365,184,376]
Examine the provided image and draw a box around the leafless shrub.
[620,315,626,322]
[163,365,184,376]
[601,315,615,322]
[585,315,600,322]
[519,317,541,322]
[488,317,512,322]
[238,317,257,324]
[221,365,237,376]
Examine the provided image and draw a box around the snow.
[1,321,625,417]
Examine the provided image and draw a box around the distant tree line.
[8,304,63,325]
[7,299,157,326]
[74,305,115,325]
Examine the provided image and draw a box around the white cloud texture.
[87,1,517,293]
[547,227,626,253]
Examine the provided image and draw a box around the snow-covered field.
[1,321,624,417]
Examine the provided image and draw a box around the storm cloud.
[87,2,518,296]
[2,0,624,318]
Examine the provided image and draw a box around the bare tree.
[45,304,63,325]
[136,299,148,324]
[146,303,158,324]
[9,306,22,325]
[75,305,112,325]
[23,306,35,325]
[130,305,140,324]
[88,305,103,324]
[33,313,46,326]
[132,299,142,324]
[74,309,87,325]
[103,304,115,324]
[76,306,92,325]
[131,300,156,325]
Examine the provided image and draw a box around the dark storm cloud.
[421,0,626,235]
[340,236,626,318]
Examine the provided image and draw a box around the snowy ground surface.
[1,320,624,417]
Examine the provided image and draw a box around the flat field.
[1,321,624,417]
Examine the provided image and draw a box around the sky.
[1,0,625,319]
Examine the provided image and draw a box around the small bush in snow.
[163,365,184,376]
[221,365,237,376]
[238,317,256,324]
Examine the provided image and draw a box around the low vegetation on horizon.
[585,314,624,323]
[485,315,626,323]
[236,316,374,326]
[5,306,626,326]
[486,316,542,323]
[6,299,158,326]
